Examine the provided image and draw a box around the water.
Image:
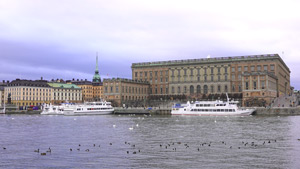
[0,114,300,169]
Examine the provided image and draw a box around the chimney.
[72,78,75,81]
[3,80,5,83]
[41,77,43,80]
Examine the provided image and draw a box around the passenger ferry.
[64,101,114,116]
[171,95,255,116]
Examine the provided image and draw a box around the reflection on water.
[0,114,300,169]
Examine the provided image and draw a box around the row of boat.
[41,101,114,116]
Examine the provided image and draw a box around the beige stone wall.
[4,86,52,106]
[103,79,149,106]
[132,67,169,95]
[51,88,82,104]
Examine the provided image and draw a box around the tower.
[92,54,101,82]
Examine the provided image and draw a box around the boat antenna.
[226,93,229,102]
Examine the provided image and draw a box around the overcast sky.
[0,0,299,88]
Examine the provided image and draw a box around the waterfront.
[0,114,300,169]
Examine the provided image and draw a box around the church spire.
[93,52,101,82]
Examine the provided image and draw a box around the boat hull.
[64,109,114,116]
[171,109,255,116]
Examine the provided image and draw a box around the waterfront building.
[5,79,52,107]
[70,79,94,102]
[131,54,291,106]
[0,81,8,106]
[47,82,82,104]
[103,78,149,107]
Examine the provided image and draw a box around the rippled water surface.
[0,114,300,169]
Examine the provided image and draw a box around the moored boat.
[63,101,114,116]
[171,94,255,116]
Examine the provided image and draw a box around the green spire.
[93,53,101,82]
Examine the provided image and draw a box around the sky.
[0,0,300,88]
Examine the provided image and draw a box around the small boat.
[171,94,255,116]
[64,101,114,116]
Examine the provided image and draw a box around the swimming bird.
[113,125,116,128]
[129,126,134,130]
[41,153,46,156]
[133,151,136,154]
[34,149,39,153]
[110,143,112,145]
[70,148,72,151]
[85,149,89,152]
[136,124,139,127]
[3,147,6,150]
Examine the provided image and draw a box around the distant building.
[47,82,82,104]
[103,78,149,107]
[5,78,52,107]
[0,80,9,106]
[131,54,291,106]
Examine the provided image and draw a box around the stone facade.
[103,78,149,107]
[5,79,52,106]
[48,82,82,104]
[132,54,291,106]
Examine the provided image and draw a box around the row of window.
[135,70,169,78]
[191,109,236,112]
[195,104,226,107]
[171,85,229,94]
[232,65,275,72]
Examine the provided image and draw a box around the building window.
[224,85,228,92]
[172,86,175,94]
[204,76,207,82]
[184,69,187,76]
[190,69,193,76]
[211,85,214,93]
[155,87,158,94]
[257,65,261,71]
[244,66,248,72]
[160,71,163,76]
[238,66,241,72]
[135,72,138,78]
[224,67,227,73]
[197,68,200,75]
[160,87,163,94]
[253,81,257,90]
[270,64,275,71]
[238,74,241,80]
[172,70,175,76]
[197,85,201,93]
[232,85,235,92]
[231,75,235,80]
[245,82,249,90]
[190,85,194,94]
[218,85,221,93]
[155,71,158,76]
[203,85,208,94]
[218,75,221,81]
[211,75,214,82]
[225,75,227,81]
[218,67,221,73]
[145,72,148,77]
[251,66,255,72]
[264,65,268,71]
[197,76,200,82]
[105,87,108,93]
[178,86,181,93]
[116,86,119,93]
[238,85,242,92]
[184,86,187,93]
[232,67,235,72]
[211,67,214,74]
[261,81,265,89]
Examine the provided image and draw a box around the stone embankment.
[114,107,300,116]
[254,107,300,116]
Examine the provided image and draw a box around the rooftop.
[48,82,81,89]
[131,54,290,72]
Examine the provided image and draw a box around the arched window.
[197,85,201,94]
[190,85,194,94]
[204,85,208,94]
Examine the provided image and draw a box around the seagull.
[129,126,134,130]
[113,125,116,128]
[136,124,139,127]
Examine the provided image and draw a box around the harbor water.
[0,114,300,169]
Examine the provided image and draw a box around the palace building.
[131,54,291,106]
[48,82,82,104]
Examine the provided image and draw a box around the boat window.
[213,109,216,112]
[205,109,208,112]
[77,108,81,111]
[221,109,224,112]
[232,109,236,112]
[217,109,220,112]
[229,109,233,112]
[184,109,186,111]
[225,109,228,112]
[191,109,193,111]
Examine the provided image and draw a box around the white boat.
[41,104,65,115]
[63,101,114,116]
[171,94,255,116]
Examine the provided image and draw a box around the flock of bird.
[1,138,284,156]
